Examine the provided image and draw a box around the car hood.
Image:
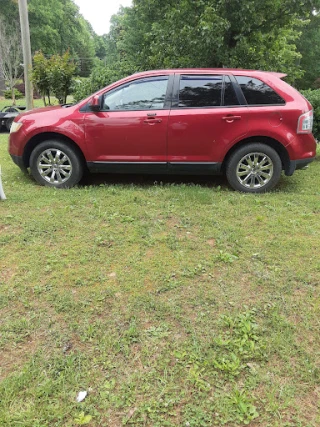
[15,104,79,124]
[18,105,63,118]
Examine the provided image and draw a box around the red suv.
[9,69,316,192]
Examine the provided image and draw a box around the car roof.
[131,69,287,79]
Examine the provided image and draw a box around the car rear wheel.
[30,140,83,188]
[226,143,282,193]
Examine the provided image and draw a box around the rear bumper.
[285,157,315,176]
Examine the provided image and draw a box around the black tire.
[30,140,83,188]
[5,118,14,132]
[226,143,282,193]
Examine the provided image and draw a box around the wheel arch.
[222,136,290,174]
[23,132,86,169]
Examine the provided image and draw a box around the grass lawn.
[0,131,319,426]
[0,96,74,110]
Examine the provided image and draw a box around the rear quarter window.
[236,76,285,105]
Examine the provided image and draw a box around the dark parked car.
[9,69,316,192]
[1,105,26,131]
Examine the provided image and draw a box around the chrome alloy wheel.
[37,148,73,184]
[236,152,273,189]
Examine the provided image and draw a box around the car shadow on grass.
[78,172,230,190]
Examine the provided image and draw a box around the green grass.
[0,133,319,426]
[0,96,73,110]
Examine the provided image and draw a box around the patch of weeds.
[156,279,182,294]
[0,314,39,345]
[221,388,259,425]
[74,412,92,425]
[187,363,211,391]
[146,324,171,339]
[131,396,180,426]
[183,403,216,427]
[212,353,242,377]
[216,250,239,264]
[181,263,207,278]
[215,309,265,358]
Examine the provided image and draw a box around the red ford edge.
[9,69,317,192]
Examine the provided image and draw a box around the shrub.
[14,83,25,96]
[4,88,23,100]
[300,89,320,140]
[32,51,76,105]
[72,63,134,102]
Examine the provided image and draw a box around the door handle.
[222,115,242,123]
[144,118,162,124]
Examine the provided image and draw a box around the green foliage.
[32,51,76,105]
[300,89,320,140]
[211,310,265,378]
[227,388,259,425]
[49,52,76,104]
[74,412,92,425]
[102,0,320,82]
[296,14,320,89]
[0,0,95,77]
[72,64,130,102]
[4,89,23,100]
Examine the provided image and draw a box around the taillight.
[297,110,313,134]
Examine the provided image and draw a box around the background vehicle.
[0,106,26,132]
[9,69,316,193]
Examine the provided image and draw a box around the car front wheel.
[30,140,83,188]
[226,143,282,193]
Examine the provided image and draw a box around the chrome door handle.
[144,118,162,124]
[222,115,242,122]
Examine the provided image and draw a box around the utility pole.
[18,0,33,110]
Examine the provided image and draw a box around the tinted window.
[102,77,168,111]
[236,76,285,105]
[179,75,222,107]
[224,76,239,106]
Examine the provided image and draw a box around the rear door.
[167,73,249,173]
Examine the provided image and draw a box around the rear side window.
[236,76,285,105]
[179,75,223,107]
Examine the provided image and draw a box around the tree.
[296,13,320,88]
[32,51,76,105]
[0,0,96,77]
[104,0,320,84]
[0,16,23,104]
[49,51,76,104]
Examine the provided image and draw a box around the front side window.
[236,76,285,105]
[179,75,223,107]
[102,76,169,111]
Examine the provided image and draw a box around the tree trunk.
[11,87,16,105]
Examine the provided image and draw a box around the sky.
[73,0,133,35]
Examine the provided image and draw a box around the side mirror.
[89,95,101,112]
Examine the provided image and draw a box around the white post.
[0,166,6,200]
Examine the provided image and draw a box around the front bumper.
[10,154,28,173]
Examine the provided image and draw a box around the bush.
[300,89,320,140]
[72,63,134,102]
[32,51,76,105]
[4,88,23,100]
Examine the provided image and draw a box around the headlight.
[10,121,23,133]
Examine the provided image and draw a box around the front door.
[84,76,171,172]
